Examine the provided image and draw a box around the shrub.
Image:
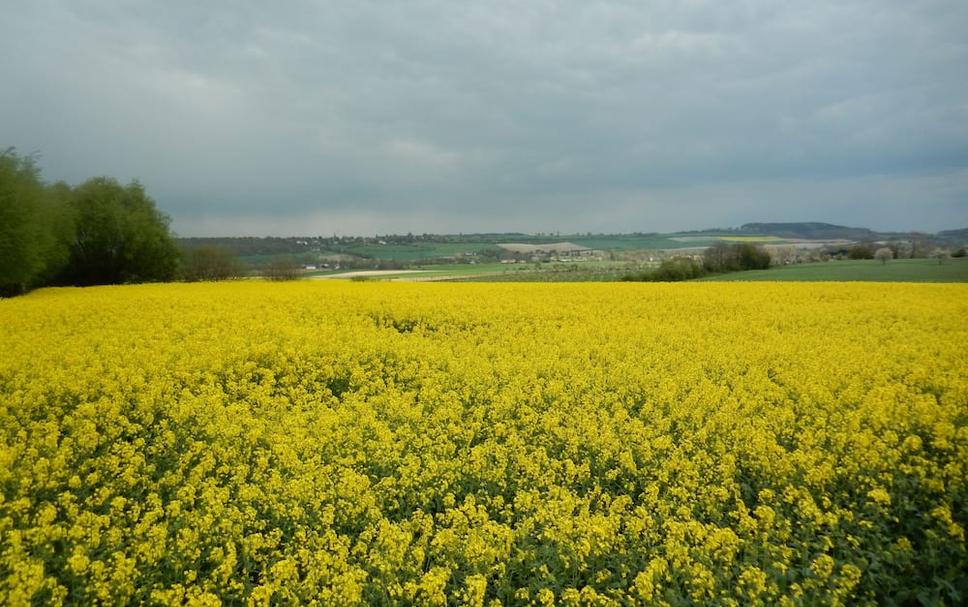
[622,257,705,281]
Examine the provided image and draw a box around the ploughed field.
[1,282,966,606]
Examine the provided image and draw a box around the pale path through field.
[309,270,434,280]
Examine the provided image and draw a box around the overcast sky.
[2,1,967,235]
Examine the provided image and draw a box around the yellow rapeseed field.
[1,282,966,606]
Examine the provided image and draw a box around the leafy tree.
[886,241,902,259]
[263,256,302,281]
[702,242,771,273]
[734,242,771,269]
[0,149,72,296]
[180,245,244,281]
[702,242,734,272]
[874,247,893,264]
[59,178,178,285]
[848,244,875,259]
[909,233,931,258]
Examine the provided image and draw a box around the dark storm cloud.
[2,0,966,235]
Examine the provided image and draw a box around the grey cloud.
[1,0,966,235]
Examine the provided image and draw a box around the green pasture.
[699,258,968,282]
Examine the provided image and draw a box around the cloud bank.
[2,0,966,235]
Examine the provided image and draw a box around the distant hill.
[176,224,968,265]
[739,222,879,240]
[937,228,968,242]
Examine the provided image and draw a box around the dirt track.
[309,270,432,280]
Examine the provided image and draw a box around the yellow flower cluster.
[1,282,966,605]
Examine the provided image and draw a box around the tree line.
[622,242,772,282]
[0,149,253,297]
